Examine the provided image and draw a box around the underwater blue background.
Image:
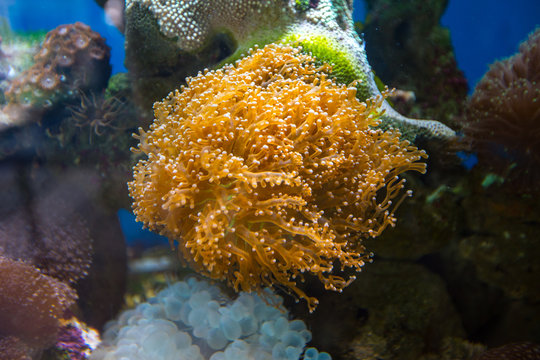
[3,0,539,91]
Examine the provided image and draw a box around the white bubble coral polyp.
[128,44,427,311]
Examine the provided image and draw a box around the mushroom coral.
[128,44,427,311]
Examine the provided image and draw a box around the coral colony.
[92,277,332,360]
[3,22,111,127]
[123,0,455,141]
[128,44,427,311]
[464,28,540,191]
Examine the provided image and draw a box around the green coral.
[0,16,47,44]
[0,18,46,87]
[295,0,311,11]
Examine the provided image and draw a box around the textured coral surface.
[0,196,93,285]
[476,342,540,360]
[0,256,76,348]
[362,0,469,128]
[125,0,281,51]
[129,44,427,311]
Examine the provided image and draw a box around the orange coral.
[128,44,427,311]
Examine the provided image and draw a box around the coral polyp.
[68,91,125,143]
[128,44,427,311]
[2,22,111,128]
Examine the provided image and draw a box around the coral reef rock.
[362,0,468,128]
[124,0,455,141]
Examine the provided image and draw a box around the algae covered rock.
[290,261,465,360]
[363,170,466,260]
[459,180,540,302]
[362,0,468,128]
[123,0,455,141]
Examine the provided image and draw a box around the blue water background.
[117,209,170,249]
[352,0,539,91]
[440,0,540,91]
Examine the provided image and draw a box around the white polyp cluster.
[126,0,279,51]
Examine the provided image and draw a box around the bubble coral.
[92,277,330,360]
[464,27,540,191]
[128,44,427,311]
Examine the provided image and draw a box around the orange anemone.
[128,44,427,311]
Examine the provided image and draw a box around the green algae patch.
[283,33,372,100]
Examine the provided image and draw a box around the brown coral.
[0,336,33,360]
[0,196,92,285]
[476,342,540,360]
[128,44,427,311]
[0,256,77,349]
[464,28,540,191]
[125,0,279,52]
[5,22,111,110]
